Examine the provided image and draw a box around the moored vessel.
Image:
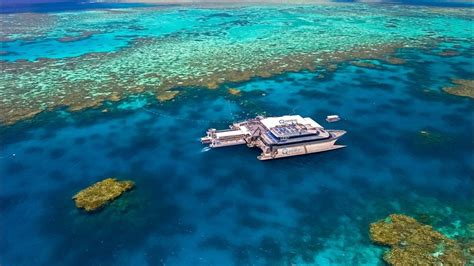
[326,115,341,122]
[201,115,346,160]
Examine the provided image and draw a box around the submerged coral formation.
[443,79,474,99]
[350,60,383,70]
[58,30,99,43]
[418,130,451,144]
[414,130,453,153]
[228,88,241,96]
[72,178,134,212]
[369,214,466,265]
[438,49,462,57]
[156,90,179,102]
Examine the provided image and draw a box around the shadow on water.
[200,235,232,250]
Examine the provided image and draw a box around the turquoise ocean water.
[0,2,473,265]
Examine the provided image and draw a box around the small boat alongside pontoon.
[326,115,341,122]
[201,115,346,160]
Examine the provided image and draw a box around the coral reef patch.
[443,79,474,99]
[72,178,134,212]
[157,90,179,102]
[350,60,383,70]
[58,31,100,43]
[228,88,241,96]
[369,214,466,265]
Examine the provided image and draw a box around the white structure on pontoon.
[201,115,346,160]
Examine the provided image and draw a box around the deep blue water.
[1,43,473,265]
[1,0,472,15]
[346,0,474,8]
[0,1,157,14]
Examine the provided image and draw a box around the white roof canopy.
[215,126,250,138]
[260,115,322,129]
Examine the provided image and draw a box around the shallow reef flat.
[1,4,473,124]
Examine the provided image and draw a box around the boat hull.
[210,139,247,148]
[257,137,346,160]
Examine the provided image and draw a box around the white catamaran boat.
[201,115,346,160]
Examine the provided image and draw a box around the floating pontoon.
[201,115,346,160]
